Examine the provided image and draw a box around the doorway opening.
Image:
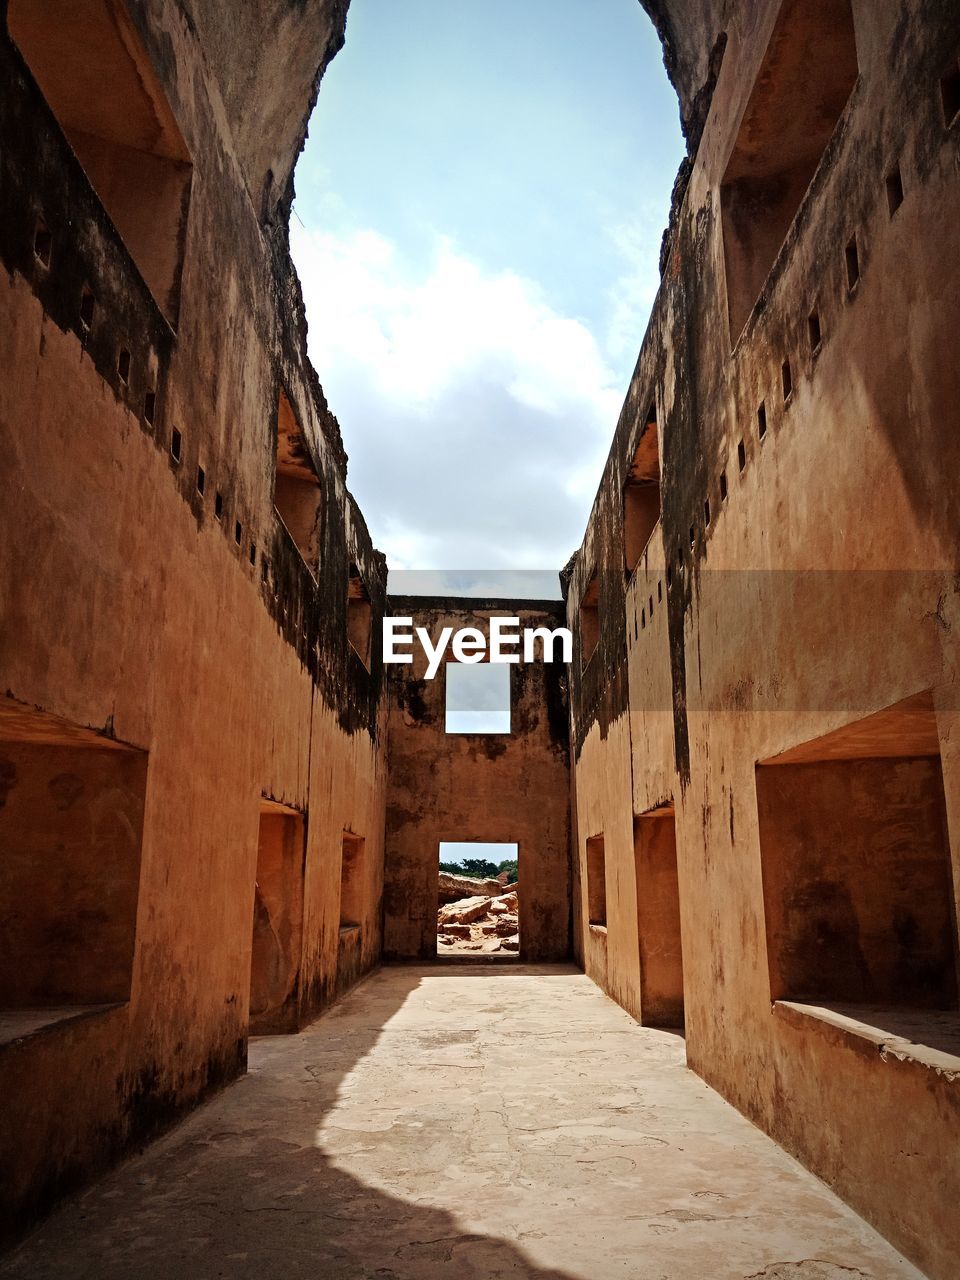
[634,804,684,1027]
[249,799,305,1035]
[437,841,519,958]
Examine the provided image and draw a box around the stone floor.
[1,965,924,1280]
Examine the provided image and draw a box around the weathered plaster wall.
[566,2,960,1276]
[384,599,571,963]
[0,0,388,1242]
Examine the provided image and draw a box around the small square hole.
[170,429,182,462]
[648,594,654,615]
[657,580,662,602]
[737,439,746,472]
[235,520,243,546]
[214,491,223,520]
[940,62,960,126]
[249,543,257,566]
[33,220,52,267]
[808,310,822,352]
[720,470,728,501]
[781,363,792,402]
[704,498,711,527]
[117,349,131,384]
[641,608,646,629]
[196,465,205,496]
[143,390,156,425]
[885,164,904,217]
[758,400,768,436]
[845,237,860,291]
[79,288,95,329]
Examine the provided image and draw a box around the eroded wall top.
[641,0,730,150]
[185,0,349,221]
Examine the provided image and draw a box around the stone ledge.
[774,1000,960,1079]
[0,1003,124,1051]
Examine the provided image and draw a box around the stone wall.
[384,599,571,963]
[0,0,387,1243]
[565,3,960,1276]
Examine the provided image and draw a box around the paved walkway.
[2,966,922,1280]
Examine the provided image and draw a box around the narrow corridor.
[2,967,923,1280]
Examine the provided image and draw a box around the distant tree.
[438,861,464,874]
[497,858,519,881]
[458,857,499,880]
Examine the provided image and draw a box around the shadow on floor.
[1,966,583,1280]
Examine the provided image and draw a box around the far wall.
[383,599,571,961]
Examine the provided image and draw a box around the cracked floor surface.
[1,965,924,1280]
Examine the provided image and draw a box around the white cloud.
[290,224,623,576]
[603,207,664,366]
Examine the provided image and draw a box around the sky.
[445,662,511,734]
[290,0,684,597]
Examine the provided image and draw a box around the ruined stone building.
[0,2,958,1278]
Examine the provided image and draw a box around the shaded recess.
[757,692,959,1011]
[720,0,858,340]
[623,404,662,576]
[249,801,306,1036]
[337,831,366,997]
[0,700,147,1033]
[586,834,607,928]
[8,0,193,325]
[275,387,323,571]
[634,804,684,1028]
[579,571,600,669]
[347,565,373,671]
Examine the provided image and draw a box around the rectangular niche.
[579,570,600,669]
[249,799,305,1036]
[586,834,607,928]
[720,0,858,341]
[0,700,147,1040]
[275,389,323,571]
[9,0,193,325]
[623,405,661,575]
[336,831,366,998]
[756,692,958,1013]
[340,831,366,931]
[634,804,684,1027]
[347,566,372,670]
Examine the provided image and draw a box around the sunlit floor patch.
[2,966,924,1280]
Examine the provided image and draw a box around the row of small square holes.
[636,146,924,636]
[30,216,317,642]
[167,425,270,579]
[33,218,158,429]
[30,217,275,585]
[631,65,958,644]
